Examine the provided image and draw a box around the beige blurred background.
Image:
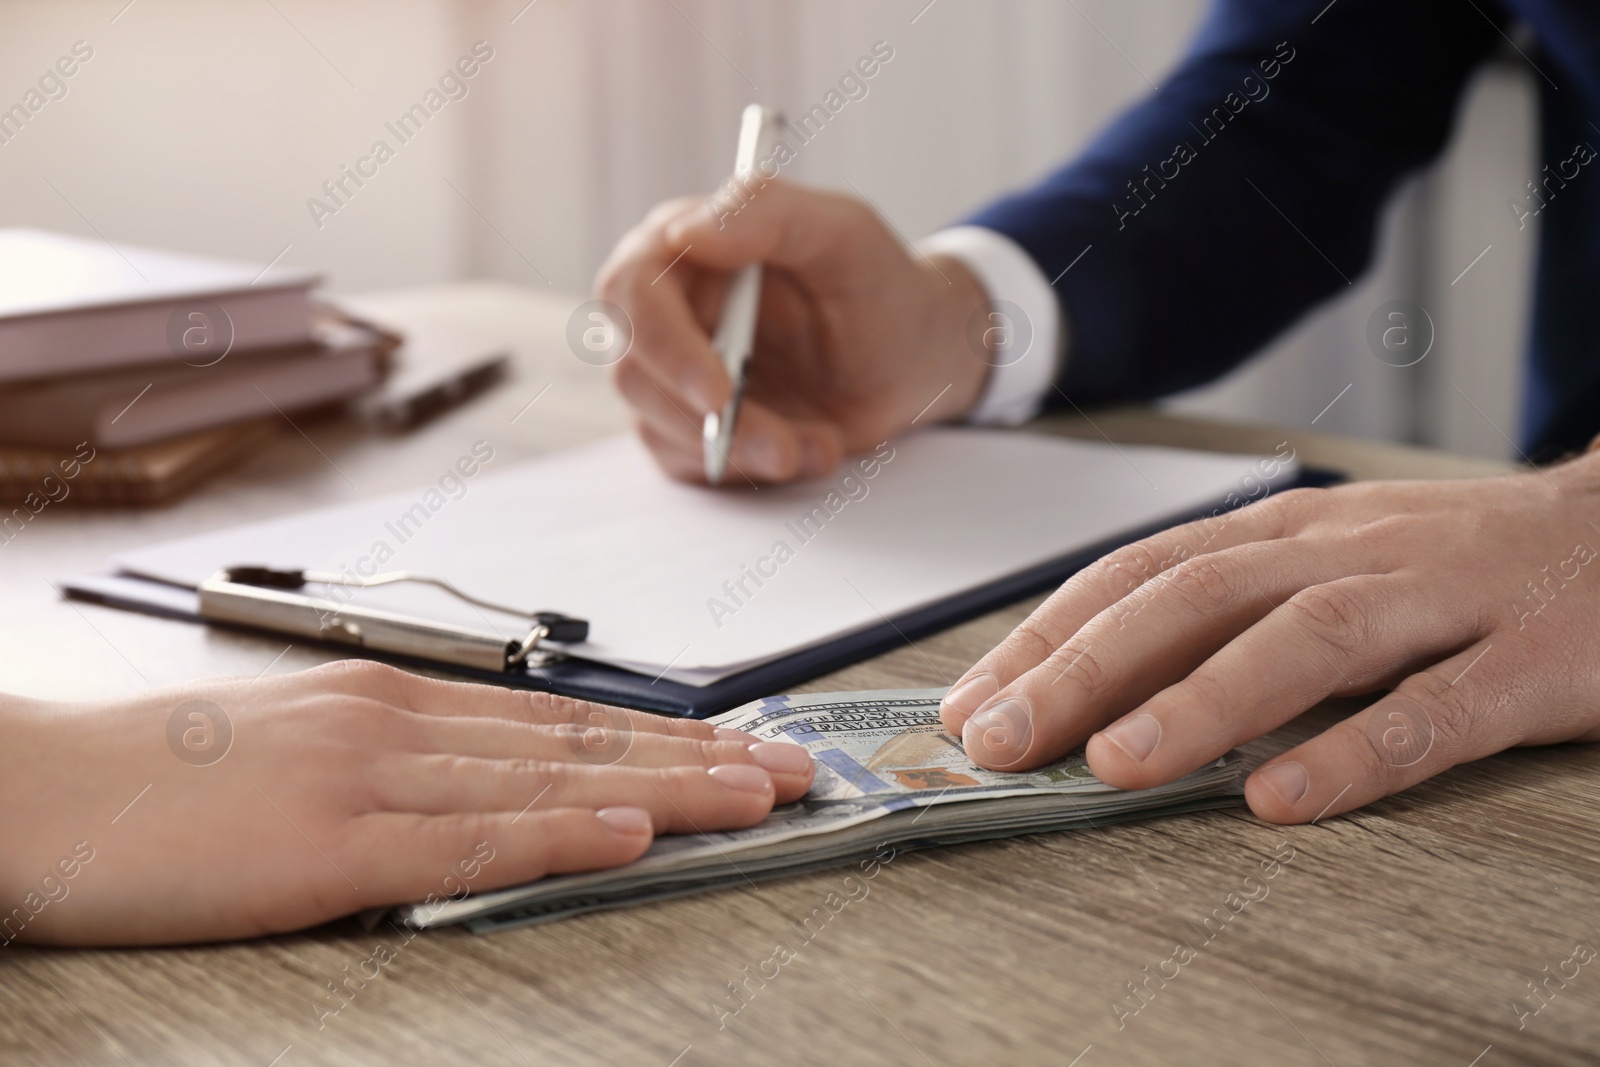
[0,0,1536,457]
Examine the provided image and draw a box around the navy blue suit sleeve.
[967,0,1505,404]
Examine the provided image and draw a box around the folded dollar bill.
[397,688,1242,933]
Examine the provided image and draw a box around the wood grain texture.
[1,285,1592,1066]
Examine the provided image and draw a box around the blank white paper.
[111,428,1296,684]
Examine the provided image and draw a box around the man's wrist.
[916,226,1063,426]
[915,252,995,424]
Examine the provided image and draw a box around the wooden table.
[3,284,1593,1066]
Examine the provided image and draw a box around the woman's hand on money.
[0,661,812,945]
[939,461,1600,823]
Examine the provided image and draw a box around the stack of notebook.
[0,230,397,505]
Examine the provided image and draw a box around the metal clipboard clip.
[197,566,589,673]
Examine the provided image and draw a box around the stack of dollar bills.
[397,688,1242,933]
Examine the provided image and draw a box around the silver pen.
[703,104,781,485]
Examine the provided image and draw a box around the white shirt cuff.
[916,225,1063,425]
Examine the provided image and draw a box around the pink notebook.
[0,229,320,381]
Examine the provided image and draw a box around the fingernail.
[747,741,812,774]
[668,209,711,241]
[708,763,774,794]
[685,373,719,415]
[943,673,998,721]
[596,806,653,835]
[1100,714,1161,763]
[1258,761,1309,806]
[962,698,1033,764]
[743,433,785,478]
[714,727,751,743]
[665,216,702,244]
[799,438,830,478]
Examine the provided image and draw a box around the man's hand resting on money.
[0,661,813,945]
[940,462,1600,823]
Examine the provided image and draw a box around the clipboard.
[61,467,1338,718]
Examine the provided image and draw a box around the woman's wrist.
[0,694,52,909]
